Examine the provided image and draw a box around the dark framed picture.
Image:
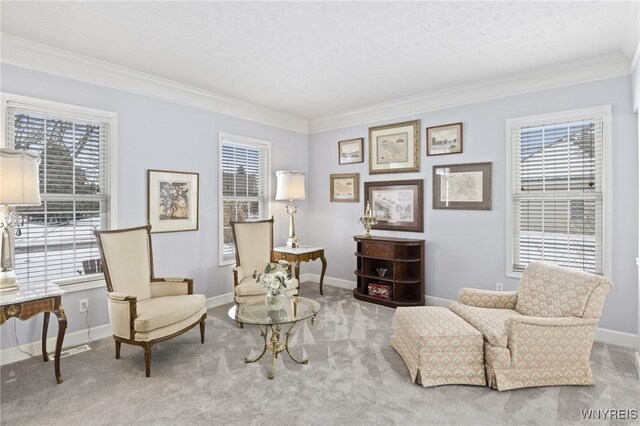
[368,120,420,174]
[330,173,359,202]
[432,162,492,210]
[427,122,463,156]
[148,169,200,233]
[364,179,423,232]
[338,138,364,165]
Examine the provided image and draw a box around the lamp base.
[0,271,18,292]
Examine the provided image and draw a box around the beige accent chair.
[450,261,612,391]
[230,218,299,304]
[94,225,207,377]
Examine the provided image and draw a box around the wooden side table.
[0,282,67,383]
[272,246,327,295]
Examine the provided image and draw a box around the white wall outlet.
[79,299,89,313]
[495,283,504,292]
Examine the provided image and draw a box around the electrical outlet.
[79,299,89,313]
[495,283,503,292]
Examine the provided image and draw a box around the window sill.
[53,278,106,293]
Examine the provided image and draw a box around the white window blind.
[6,105,111,285]
[219,137,269,264]
[508,107,608,275]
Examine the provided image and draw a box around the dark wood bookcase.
[353,235,425,308]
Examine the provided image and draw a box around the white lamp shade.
[0,148,41,205]
[275,171,306,200]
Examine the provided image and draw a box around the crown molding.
[308,53,631,134]
[0,34,309,134]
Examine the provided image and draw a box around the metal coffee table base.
[244,322,308,379]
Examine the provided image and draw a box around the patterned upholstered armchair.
[450,261,612,391]
[230,218,299,305]
[95,225,207,377]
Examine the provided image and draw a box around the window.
[506,106,611,277]
[3,94,116,285]
[218,133,270,265]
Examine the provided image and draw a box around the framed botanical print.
[330,173,359,202]
[338,138,364,165]
[364,179,423,232]
[368,120,420,174]
[148,169,200,233]
[432,162,492,210]
[426,122,463,156]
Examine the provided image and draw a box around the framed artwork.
[148,169,200,233]
[364,179,423,232]
[426,122,463,156]
[368,120,420,174]
[432,162,492,210]
[338,138,364,165]
[330,173,359,202]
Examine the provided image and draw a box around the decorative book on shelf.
[353,235,425,308]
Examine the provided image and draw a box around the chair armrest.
[506,316,598,369]
[107,292,137,340]
[151,277,193,296]
[458,288,518,309]
[233,266,245,286]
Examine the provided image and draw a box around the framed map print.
[364,179,423,232]
[368,120,420,174]
[338,138,364,165]
[330,173,359,202]
[432,162,492,210]
[148,169,200,233]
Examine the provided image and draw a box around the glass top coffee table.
[228,296,321,379]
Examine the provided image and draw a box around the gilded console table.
[0,282,67,383]
[272,246,327,295]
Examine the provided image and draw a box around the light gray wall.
[0,63,308,350]
[307,75,638,334]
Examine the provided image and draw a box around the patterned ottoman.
[391,306,486,387]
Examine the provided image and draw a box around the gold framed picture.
[368,120,420,174]
[330,173,359,202]
[148,169,200,233]
[338,138,364,165]
[432,162,492,210]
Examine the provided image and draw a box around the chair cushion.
[515,261,612,318]
[235,276,299,297]
[134,294,206,332]
[449,303,521,348]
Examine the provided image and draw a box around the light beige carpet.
[1,285,639,425]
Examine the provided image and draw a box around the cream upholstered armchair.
[94,225,207,377]
[230,218,299,305]
[450,261,612,391]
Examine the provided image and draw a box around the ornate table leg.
[53,306,67,384]
[42,311,50,362]
[284,321,308,365]
[319,255,327,296]
[245,326,268,363]
[268,326,281,380]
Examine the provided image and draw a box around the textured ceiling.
[1,1,638,120]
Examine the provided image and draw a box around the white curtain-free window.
[3,96,116,285]
[218,133,270,265]
[506,106,611,277]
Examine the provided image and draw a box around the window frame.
[1,92,118,288]
[217,132,271,267]
[505,105,612,279]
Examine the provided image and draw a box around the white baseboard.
[635,352,640,381]
[0,324,112,366]
[305,274,639,349]
[0,293,236,366]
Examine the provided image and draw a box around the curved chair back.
[94,225,153,300]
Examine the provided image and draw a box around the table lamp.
[275,171,305,248]
[0,148,41,292]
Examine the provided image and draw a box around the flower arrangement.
[256,263,292,297]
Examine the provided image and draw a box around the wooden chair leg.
[115,341,121,359]
[200,317,206,343]
[144,345,152,377]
